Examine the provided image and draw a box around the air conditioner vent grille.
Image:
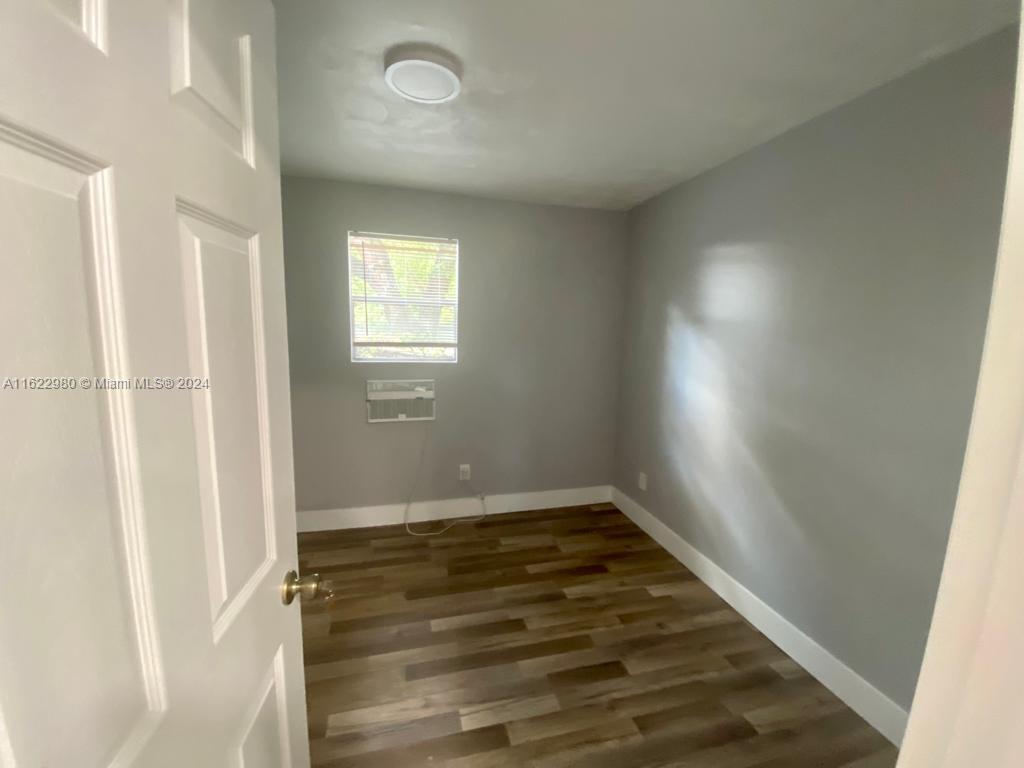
[366,379,436,423]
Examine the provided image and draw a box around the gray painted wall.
[282,178,627,511]
[615,29,1015,708]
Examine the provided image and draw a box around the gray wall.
[615,28,1016,709]
[282,178,627,511]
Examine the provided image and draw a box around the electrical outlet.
[638,472,647,491]
[459,464,471,481]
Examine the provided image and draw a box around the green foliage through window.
[348,232,458,362]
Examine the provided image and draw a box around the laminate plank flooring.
[298,503,898,767]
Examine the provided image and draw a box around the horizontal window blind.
[348,231,459,362]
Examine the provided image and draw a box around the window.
[348,231,459,362]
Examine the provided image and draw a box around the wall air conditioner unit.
[366,379,436,423]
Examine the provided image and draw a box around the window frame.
[347,230,460,364]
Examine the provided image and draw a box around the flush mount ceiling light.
[384,44,462,104]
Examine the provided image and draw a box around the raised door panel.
[0,124,162,765]
[237,650,290,768]
[178,204,275,638]
[47,0,106,51]
[171,0,254,164]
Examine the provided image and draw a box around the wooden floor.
[298,503,898,768]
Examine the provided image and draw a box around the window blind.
[348,231,459,362]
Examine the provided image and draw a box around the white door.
[897,19,1024,768]
[0,2,309,766]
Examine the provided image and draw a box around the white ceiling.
[273,0,1018,210]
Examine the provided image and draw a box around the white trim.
[896,22,1024,767]
[297,485,613,532]
[612,487,908,746]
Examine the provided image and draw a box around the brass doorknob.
[281,570,334,605]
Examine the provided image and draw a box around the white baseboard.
[298,485,613,533]
[612,487,908,746]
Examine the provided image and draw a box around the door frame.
[896,17,1024,767]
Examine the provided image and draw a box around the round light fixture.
[384,44,462,104]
